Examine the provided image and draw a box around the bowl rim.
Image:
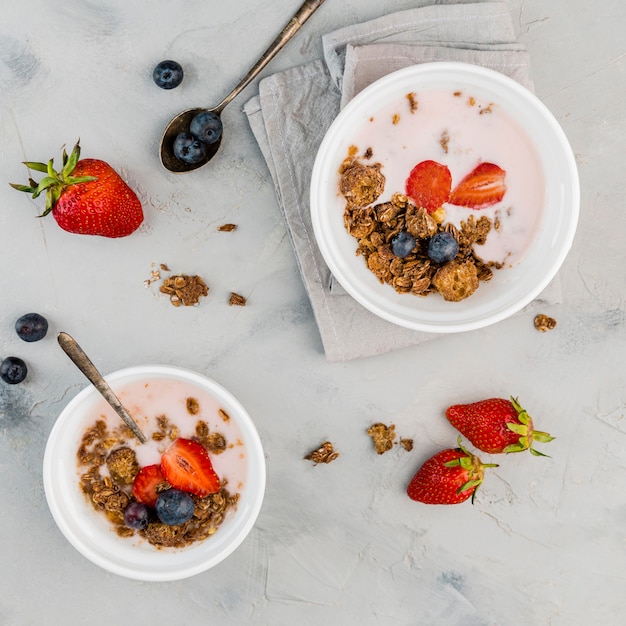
[43,364,266,581]
[310,61,580,333]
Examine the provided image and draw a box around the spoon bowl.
[160,107,222,173]
[159,0,325,173]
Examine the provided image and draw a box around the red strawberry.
[132,464,168,507]
[445,396,554,455]
[407,440,497,505]
[448,162,506,209]
[10,140,143,238]
[405,160,452,213]
[161,438,220,497]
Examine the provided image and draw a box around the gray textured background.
[0,1,623,624]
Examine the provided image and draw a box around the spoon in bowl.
[159,0,326,173]
[58,332,147,444]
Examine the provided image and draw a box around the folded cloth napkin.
[244,1,560,362]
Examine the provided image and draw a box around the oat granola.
[367,423,396,455]
[534,314,557,332]
[339,155,501,302]
[304,441,339,465]
[160,274,209,307]
[228,292,247,306]
[77,417,239,549]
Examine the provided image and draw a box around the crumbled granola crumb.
[399,438,414,451]
[367,423,396,455]
[106,447,139,485]
[392,113,400,125]
[406,92,418,113]
[160,274,209,307]
[339,159,385,208]
[186,397,200,415]
[229,292,247,306]
[534,314,557,332]
[218,408,231,422]
[440,130,450,154]
[304,441,339,465]
[218,223,237,232]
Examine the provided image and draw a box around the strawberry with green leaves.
[445,396,554,456]
[407,439,498,505]
[10,141,143,238]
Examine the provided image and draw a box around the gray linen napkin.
[244,2,560,362]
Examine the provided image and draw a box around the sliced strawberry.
[132,464,168,507]
[448,162,506,209]
[405,160,452,213]
[161,438,220,497]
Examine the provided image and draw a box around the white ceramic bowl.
[310,62,579,332]
[43,365,266,581]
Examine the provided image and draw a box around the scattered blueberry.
[0,357,27,384]
[15,313,48,342]
[173,132,207,164]
[153,60,184,89]
[155,489,195,526]
[124,501,151,530]
[390,230,416,258]
[190,110,223,145]
[427,232,460,264]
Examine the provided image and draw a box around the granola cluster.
[77,410,239,549]
[339,157,501,302]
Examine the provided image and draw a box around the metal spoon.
[159,0,326,173]
[58,332,147,444]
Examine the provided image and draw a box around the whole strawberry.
[10,141,143,238]
[407,441,497,505]
[445,396,554,456]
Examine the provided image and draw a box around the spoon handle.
[57,332,147,444]
[213,0,326,113]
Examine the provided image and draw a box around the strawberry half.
[10,140,143,238]
[448,162,506,209]
[161,438,220,497]
[132,464,168,507]
[407,440,497,505]
[445,396,554,456]
[405,160,452,213]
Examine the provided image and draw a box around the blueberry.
[190,110,223,145]
[124,501,151,530]
[155,489,195,526]
[173,132,207,164]
[390,230,416,258]
[15,313,48,342]
[428,232,460,264]
[153,60,184,89]
[0,357,27,384]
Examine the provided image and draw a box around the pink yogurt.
[85,378,247,493]
[347,88,545,266]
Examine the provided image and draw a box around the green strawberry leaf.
[533,431,555,443]
[529,448,551,458]
[9,182,36,194]
[65,175,97,185]
[62,141,81,177]
[35,176,59,195]
[507,423,528,436]
[457,478,481,494]
[23,161,49,173]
